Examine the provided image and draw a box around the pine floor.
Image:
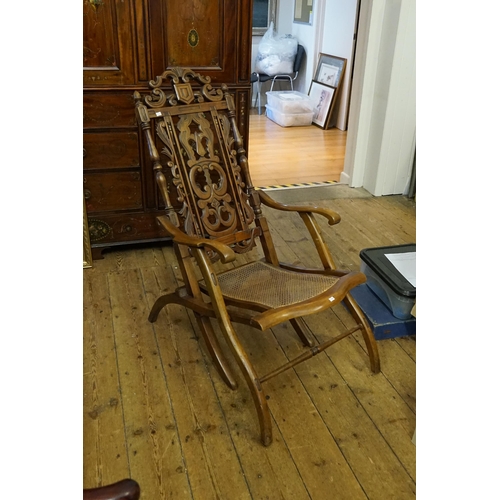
[247,112,347,187]
[83,186,416,500]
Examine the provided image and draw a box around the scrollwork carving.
[135,68,257,249]
[143,68,223,108]
[156,121,175,162]
[145,88,168,108]
[178,113,215,161]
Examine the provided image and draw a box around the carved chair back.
[134,68,266,258]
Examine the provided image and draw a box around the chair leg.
[148,293,239,390]
[218,320,273,446]
[257,81,262,115]
[193,248,273,445]
[343,292,381,374]
[270,76,293,93]
[148,292,177,323]
[194,313,239,391]
[289,318,315,347]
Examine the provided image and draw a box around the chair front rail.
[259,324,362,383]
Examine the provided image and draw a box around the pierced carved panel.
[157,110,254,240]
[135,69,256,251]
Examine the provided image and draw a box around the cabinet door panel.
[165,1,224,69]
[150,0,251,84]
[83,0,135,86]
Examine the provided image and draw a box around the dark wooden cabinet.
[83,0,253,258]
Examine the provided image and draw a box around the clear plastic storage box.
[265,91,314,114]
[359,244,416,320]
[265,105,314,127]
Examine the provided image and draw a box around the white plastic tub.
[265,105,313,127]
[266,91,314,114]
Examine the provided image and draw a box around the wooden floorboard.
[84,189,416,499]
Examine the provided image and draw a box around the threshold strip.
[256,180,338,191]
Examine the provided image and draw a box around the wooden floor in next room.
[247,111,347,188]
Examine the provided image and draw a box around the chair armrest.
[257,190,341,225]
[157,215,236,264]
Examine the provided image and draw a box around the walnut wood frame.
[134,68,380,446]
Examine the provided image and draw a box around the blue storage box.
[359,244,416,320]
[349,284,416,340]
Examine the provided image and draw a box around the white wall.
[342,0,416,195]
[290,0,319,96]
[277,0,293,34]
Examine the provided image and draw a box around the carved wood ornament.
[134,68,258,255]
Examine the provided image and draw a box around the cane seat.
[134,67,380,446]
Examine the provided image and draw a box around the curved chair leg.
[148,293,239,390]
[343,292,381,373]
[270,75,293,92]
[194,313,239,391]
[148,292,178,323]
[218,320,273,446]
[193,249,273,445]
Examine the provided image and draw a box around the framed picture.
[294,0,313,25]
[308,81,336,129]
[314,54,347,89]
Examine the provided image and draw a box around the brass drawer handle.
[84,189,91,200]
[83,148,87,158]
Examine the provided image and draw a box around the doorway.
[248,0,360,188]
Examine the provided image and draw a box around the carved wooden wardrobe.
[83,0,253,258]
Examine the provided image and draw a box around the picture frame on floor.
[308,80,335,129]
[314,53,346,88]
